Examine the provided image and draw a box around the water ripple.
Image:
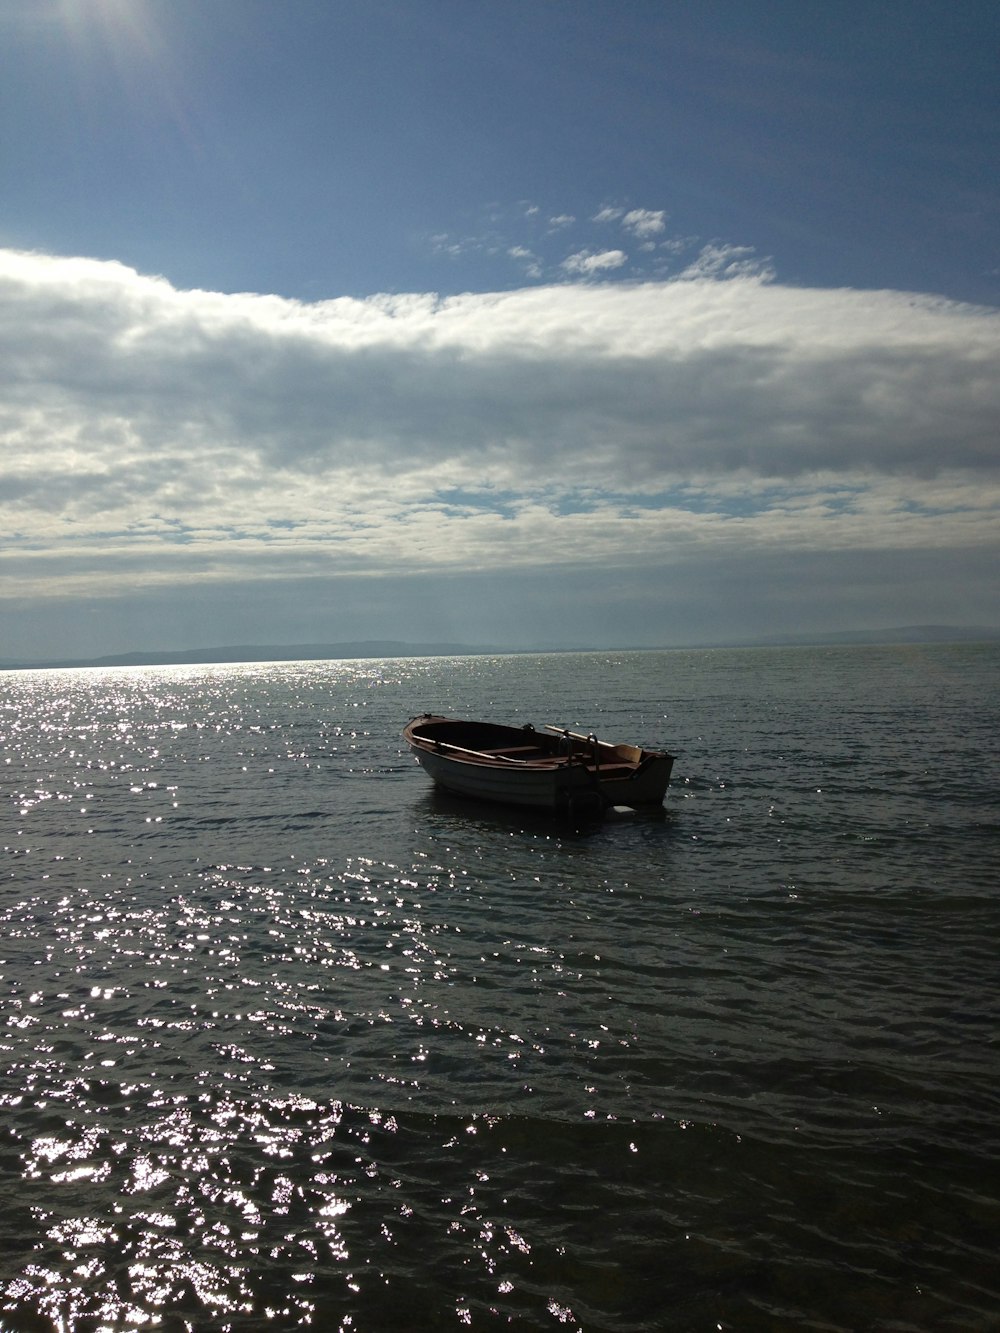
[1,648,998,1330]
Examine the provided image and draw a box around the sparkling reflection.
[1,655,997,1330]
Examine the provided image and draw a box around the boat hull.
[596,755,674,806]
[410,742,600,813]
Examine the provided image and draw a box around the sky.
[1,0,998,660]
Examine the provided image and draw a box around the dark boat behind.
[403,714,675,816]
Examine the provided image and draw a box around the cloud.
[678,243,774,282]
[507,245,542,278]
[0,246,997,636]
[622,208,667,238]
[560,249,628,276]
[428,202,692,285]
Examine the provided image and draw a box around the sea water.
[1,646,997,1331]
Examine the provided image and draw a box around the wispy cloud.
[678,243,774,281]
[507,245,541,278]
[622,208,667,238]
[431,201,698,285]
[560,249,628,277]
[0,246,997,624]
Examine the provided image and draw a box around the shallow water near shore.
[1,645,998,1331]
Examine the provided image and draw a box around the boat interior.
[412,726,637,775]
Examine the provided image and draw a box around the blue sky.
[1,0,998,658]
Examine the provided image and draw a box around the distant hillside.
[741,625,1000,648]
[0,640,506,671]
[1,626,997,672]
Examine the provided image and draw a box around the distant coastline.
[2,626,998,673]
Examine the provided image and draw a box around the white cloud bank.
[0,247,997,649]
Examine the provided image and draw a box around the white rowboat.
[403,714,675,816]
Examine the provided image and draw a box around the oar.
[544,724,603,746]
[426,739,540,764]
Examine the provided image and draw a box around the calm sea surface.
[1,646,998,1332]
